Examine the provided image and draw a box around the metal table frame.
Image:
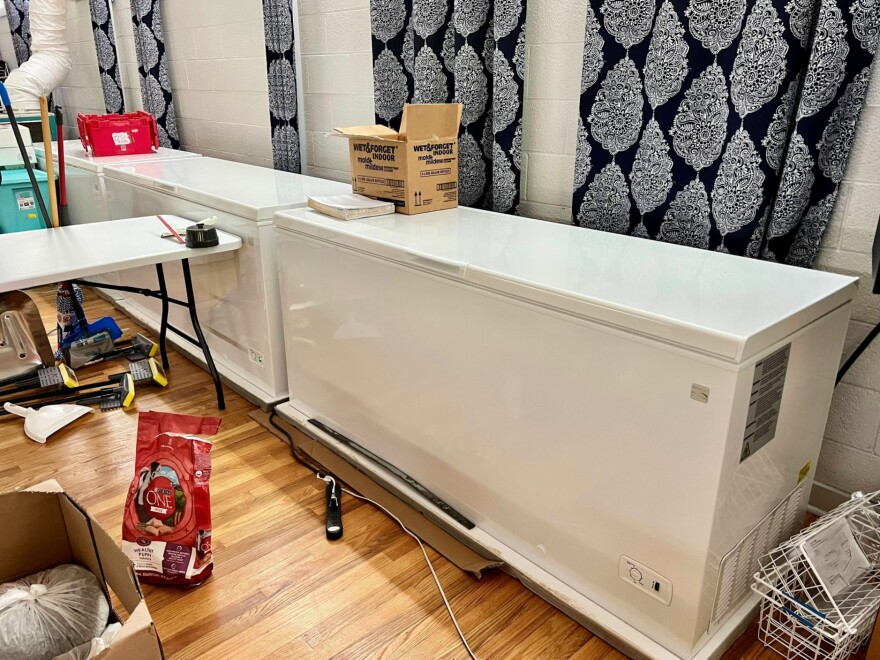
[71,258,225,409]
[0,215,241,411]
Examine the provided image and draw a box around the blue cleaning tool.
[63,318,124,347]
[0,81,52,230]
[55,282,123,357]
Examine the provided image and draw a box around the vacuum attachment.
[3,402,93,444]
[90,373,136,411]
[129,358,168,387]
[2,362,158,406]
[127,334,160,359]
[64,331,115,368]
[0,364,78,394]
[0,373,136,413]
[83,333,158,367]
[186,222,220,248]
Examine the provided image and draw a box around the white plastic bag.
[53,622,122,660]
[0,564,109,660]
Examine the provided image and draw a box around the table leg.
[155,264,170,370]
[181,259,225,410]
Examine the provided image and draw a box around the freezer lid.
[274,207,857,362]
[102,157,352,221]
[4,168,48,182]
[34,140,201,173]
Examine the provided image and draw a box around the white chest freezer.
[35,140,202,226]
[101,157,350,407]
[272,206,856,659]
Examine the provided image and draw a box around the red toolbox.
[77,111,159,157]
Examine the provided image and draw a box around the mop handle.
[0,380,123,411]
[1,374,123,405]
[39,96,59,228]
[0,82,52,229]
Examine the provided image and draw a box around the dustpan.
[0,291,54,384]
[3,402,93,443]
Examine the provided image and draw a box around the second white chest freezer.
[272,206,856,659]
[35,140,202,226]
[100,157,350,407]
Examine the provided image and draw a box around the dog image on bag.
[122,411,221,586]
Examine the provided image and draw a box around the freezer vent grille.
[710,484,805,628]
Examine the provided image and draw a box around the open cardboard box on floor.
[336,103,463,215]
[1,480,163,659]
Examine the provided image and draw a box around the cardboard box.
[1,480,163,659]
[336,103,463,215]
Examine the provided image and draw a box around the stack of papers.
[307,194,395,221]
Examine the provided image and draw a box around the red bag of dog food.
[122,411,221,586]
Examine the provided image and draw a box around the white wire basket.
[752,490,880,660]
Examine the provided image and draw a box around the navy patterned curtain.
[130,0,178,148]
[370,0,528,213]
[89,0,124,114]
[571,0,878,266]
[3,0,30,67]
[262,0,301,173]
[764,0,878,265]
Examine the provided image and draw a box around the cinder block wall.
[298,0,375,182]
[158,0,274,166]
[51,0,275,167]
[55,0,106,120]
[813,69,880,497]
[6,0,879,501]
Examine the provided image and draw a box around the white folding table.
[0,216,242,408]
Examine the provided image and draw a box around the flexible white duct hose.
[4,0,72,110]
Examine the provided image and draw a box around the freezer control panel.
[619,555,673,606]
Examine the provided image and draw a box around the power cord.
[318,473,478,660]
[267,412,477,659]
[268,410,313,466]
[837,317,880,385]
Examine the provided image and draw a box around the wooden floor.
[0,287,851,659]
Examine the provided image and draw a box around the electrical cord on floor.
[327,476,477,660]
[267,411,478,659]
[269,410,306,460]
[269,411,327,475]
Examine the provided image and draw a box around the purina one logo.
[145,476,175,517]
